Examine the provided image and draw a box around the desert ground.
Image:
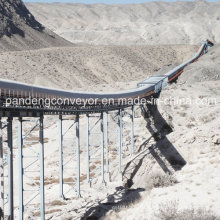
[0,45,198,91]
[26,1,220,45]
[0,0,220,219]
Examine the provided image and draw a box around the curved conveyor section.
[0,40,214,116]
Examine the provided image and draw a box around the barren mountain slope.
[0,44,198,91]
[26,1,220,45]
[180,44,220,83]
[0,0,72,51]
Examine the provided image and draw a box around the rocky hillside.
[0,45,197,90]
[0,0,72,51]
[0,0,43,37]
[26,1,220,45]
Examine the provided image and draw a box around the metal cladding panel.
[162,76,168,88]
[155,82,162,93]
[137,75,169,93]
[148,76,168,88]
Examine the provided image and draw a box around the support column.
[7,117,13,220]
[105,112,110,181]
[130,106,134,156]
[39,116,45,220]
[76,114,81,198]
[86,114,90,186]
[18,118,24,220]
[100,113,105,184]
[0,119,4,220]
[118,110,122,179]
[58,115,64,198]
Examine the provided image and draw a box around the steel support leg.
[86,114,91,186]
[118,110,122,180]
[58,115,64,198]
[76,114,81,198]
[0,119,4,220]
[105,112,110,182]
[39,116,45,220]
[18,118,24,220]
[7,117,13,220]
[100,113,105,184]
[131,106,134,156]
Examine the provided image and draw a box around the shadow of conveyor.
[122,102,186,188]
[0,208,3,220]
[81,102,186,219]
[81,186,145,220]
[122,146,151,188]
[142,102,186,172]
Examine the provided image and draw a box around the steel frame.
[7,117,13,220]
[104,112,110,181]
[0,117,14,220]
[0,118,3,220]
[0,118,8,220]
[0,107,135,220]
[104,110,123,181]
[86,113,105,186]
[122,106,135,156]
[106,107,135,181]
[17,116,45,219]
[58,114,81,199]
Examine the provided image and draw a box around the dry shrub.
[44,138,49,143]
[155,200,178,220]
[27,181,40,187]
[199,113,216,124]
[24,136,48,143]
[90,165,96,170]
[63,177,76,183]
[80,174,87,182]
[49,200,66,206]
[155,201,220,220]
[178,112,187,117]
[181,104,190,110]
[186,123,194,128]
[111,155,117,160]
[112,151,117,156]
[45,209,62,214]
[90,172,95,178]
[44,177,59,185]
[147,172,177,190]
[189,116,195,121]
[32,211,40,217]
[27,176,59,186]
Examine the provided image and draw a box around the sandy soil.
[26,1,220,45]
[0,45,197,91]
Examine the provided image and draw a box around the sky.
[23,0,174,3]
[23,0,218,3]
[23,0,178,3]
